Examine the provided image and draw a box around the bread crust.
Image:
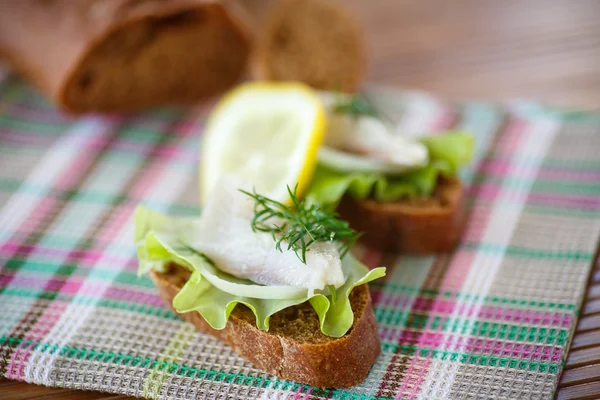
[149,263,381,388]
[0,0,251,113]
[337,178,467,253]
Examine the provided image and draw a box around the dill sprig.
[240,185,360,265]
[332,93,379,119]
[331,92,397,128]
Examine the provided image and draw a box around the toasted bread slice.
[252,0,365,92]
[337,178,467,253]
[149,263,381,388]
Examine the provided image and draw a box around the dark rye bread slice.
[337,178,467,253]
[149,263,381,388]
[0,0,251,113]
[252,0,365,92]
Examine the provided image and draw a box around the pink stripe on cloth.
[461,205,502,242]
[0,242,138,272]
[0,273,83,292]
[469,183,600,209]
[372,291,415,311]
[463,337,564,363]
[481,159,600,182]
[432,106,456,131]
[0,274,164,307]
[378,297,573,328]
[381,330,564,363]
[3,104,202,135]
[1,130,197,163]
[131,161,169,198]
[527,192,600,209]
[2,103,109,124]
[291,385,304,400]
[0,131,56,146]
[86,137,197,163]
[433,252,477,294]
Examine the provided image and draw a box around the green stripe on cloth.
[0,178,200,214]
[370,282,577,310]
[2,291,175,319]
[0,336,562,379]
[0,115,187,142]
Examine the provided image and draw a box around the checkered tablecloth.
[1,73,599,400]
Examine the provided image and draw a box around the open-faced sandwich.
[307,92,474,253]
[136,177,385,388]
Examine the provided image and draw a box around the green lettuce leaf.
[307,131,473,205]
[135,206,386,338]
[420,132,474,172]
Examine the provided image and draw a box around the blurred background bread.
[249,0,365,92]
[0,0,364,113]
[0,0,252,113]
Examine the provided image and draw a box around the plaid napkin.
[1,74,599,400]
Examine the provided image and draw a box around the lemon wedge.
[200,82,326,204]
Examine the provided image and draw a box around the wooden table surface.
[1,0,600,399]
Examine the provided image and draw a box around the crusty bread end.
[149,263,381,388]
[337,178,467,253]
[0,0,252,113]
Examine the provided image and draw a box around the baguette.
[149,263,381,388]
[252,0,365,92]
[337,178,467,253]
[0,0,251,113]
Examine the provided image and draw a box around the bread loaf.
[0,0,251,113]
[337,178,467,253]
[252,0,365,92]
[150,263,381,388]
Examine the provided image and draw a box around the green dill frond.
[240,185,360,264]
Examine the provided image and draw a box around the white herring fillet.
[192,178,345,292]
[326,113,428,166]
[317,92,428,174]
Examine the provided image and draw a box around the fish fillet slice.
[193,178,345,292]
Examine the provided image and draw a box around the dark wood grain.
[560,365,600,387]
[582,299,600,316]
[577,315,600,334]
[589,284,600,300]
[557,252,600,400]
[571,330,600,351]
[557,382,600,400]
[1,0,600,399]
